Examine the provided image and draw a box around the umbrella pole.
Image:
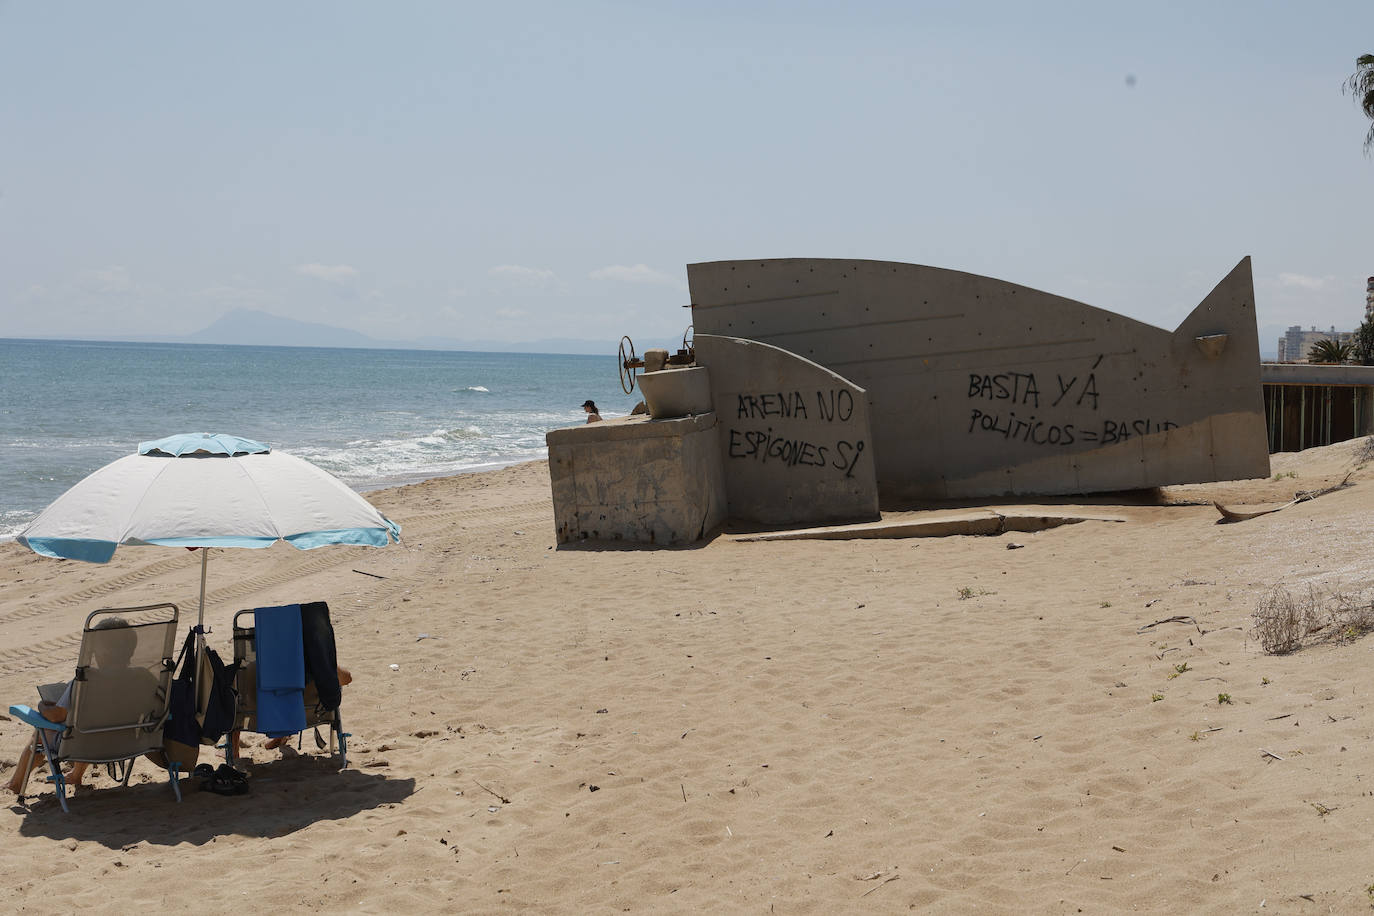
[197,547,209,632]
[194,548,209,708]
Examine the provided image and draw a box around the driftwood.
[1213,472,1353,523]
[1137,615,1201,634]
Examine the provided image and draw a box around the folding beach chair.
[8,604,182,812]
[226,602,348,769]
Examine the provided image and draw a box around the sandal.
[209,764,249,796]
[193,763,216,792]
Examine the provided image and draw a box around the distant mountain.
[178,308,611,355]
[185,309,378,348]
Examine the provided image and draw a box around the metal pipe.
[1300,387,1306,451]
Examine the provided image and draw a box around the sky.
[1,1,1372,356]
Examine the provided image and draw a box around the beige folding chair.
[9,604,181,812]
[225,606,347,769]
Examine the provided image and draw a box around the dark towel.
[255,605,306,737]
[300,601,342,711]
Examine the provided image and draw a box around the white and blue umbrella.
[19,433,401,629]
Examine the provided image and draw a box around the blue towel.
[254,605,307,737]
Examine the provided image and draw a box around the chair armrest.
[9,705,63,731]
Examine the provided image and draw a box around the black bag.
[199,645,239,745]
[155,631,200,771]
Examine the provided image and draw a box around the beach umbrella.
[18,433,402,632]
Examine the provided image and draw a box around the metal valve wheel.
[618,335,640,394]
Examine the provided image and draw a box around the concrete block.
[545,414,727,545]
[638,366,714,419]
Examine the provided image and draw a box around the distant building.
[1276,325,1355,363]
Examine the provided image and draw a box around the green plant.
[957,586,974,600]
[1189,730,1201,741]
[1355,320,1374,366]
[1167,662,1191,680]
[1261,676,1271,686]
[1100,601,1112,608]
[1307,338,1353,364]
[1272,470,1296,480]
[1151,693,1164,702]
[1344,53,1374,155]
[1217,693,1233,705]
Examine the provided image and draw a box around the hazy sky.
[2,1,1371,353]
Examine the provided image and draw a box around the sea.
[0,337,639,541]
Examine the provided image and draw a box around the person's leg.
[66,762,89,787]
[263,735,289,750]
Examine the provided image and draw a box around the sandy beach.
[4,442,1374,913]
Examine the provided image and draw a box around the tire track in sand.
[1,500,553,672]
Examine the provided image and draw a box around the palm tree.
[1344,54,1374,155]
[1308,338,1353,364]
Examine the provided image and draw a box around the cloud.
[589,264,676,285]
[489,264,556,286]
[195,284,269,306]
[17,283,48,303]
[296,263,359,284]
[79,265,135,294]
[1276,272,1330,291]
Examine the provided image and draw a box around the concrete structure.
[547,256,1272,546]
[1261,362,1374,452]
[637,366,713,419]
[1276,325,1354,363]
[688,257,1270,500]
[694,334,878,526]
[546,412,726,545]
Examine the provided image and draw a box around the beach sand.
[3,442,1374,913]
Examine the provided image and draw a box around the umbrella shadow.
[12,755,415,848]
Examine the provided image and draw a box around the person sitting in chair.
[5,617,151,794]
[229,665,353,761]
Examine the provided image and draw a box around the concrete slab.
[733,507,1126,541]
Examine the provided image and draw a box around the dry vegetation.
[1251,583,1374,654]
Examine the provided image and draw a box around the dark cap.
[582,400,597,409]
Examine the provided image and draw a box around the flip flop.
[210,764,249,796]
[193,763,216,792]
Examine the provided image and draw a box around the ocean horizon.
[0,337,637,541]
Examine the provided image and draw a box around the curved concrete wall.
[688,258,1269,500]
[694,334,878,526]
